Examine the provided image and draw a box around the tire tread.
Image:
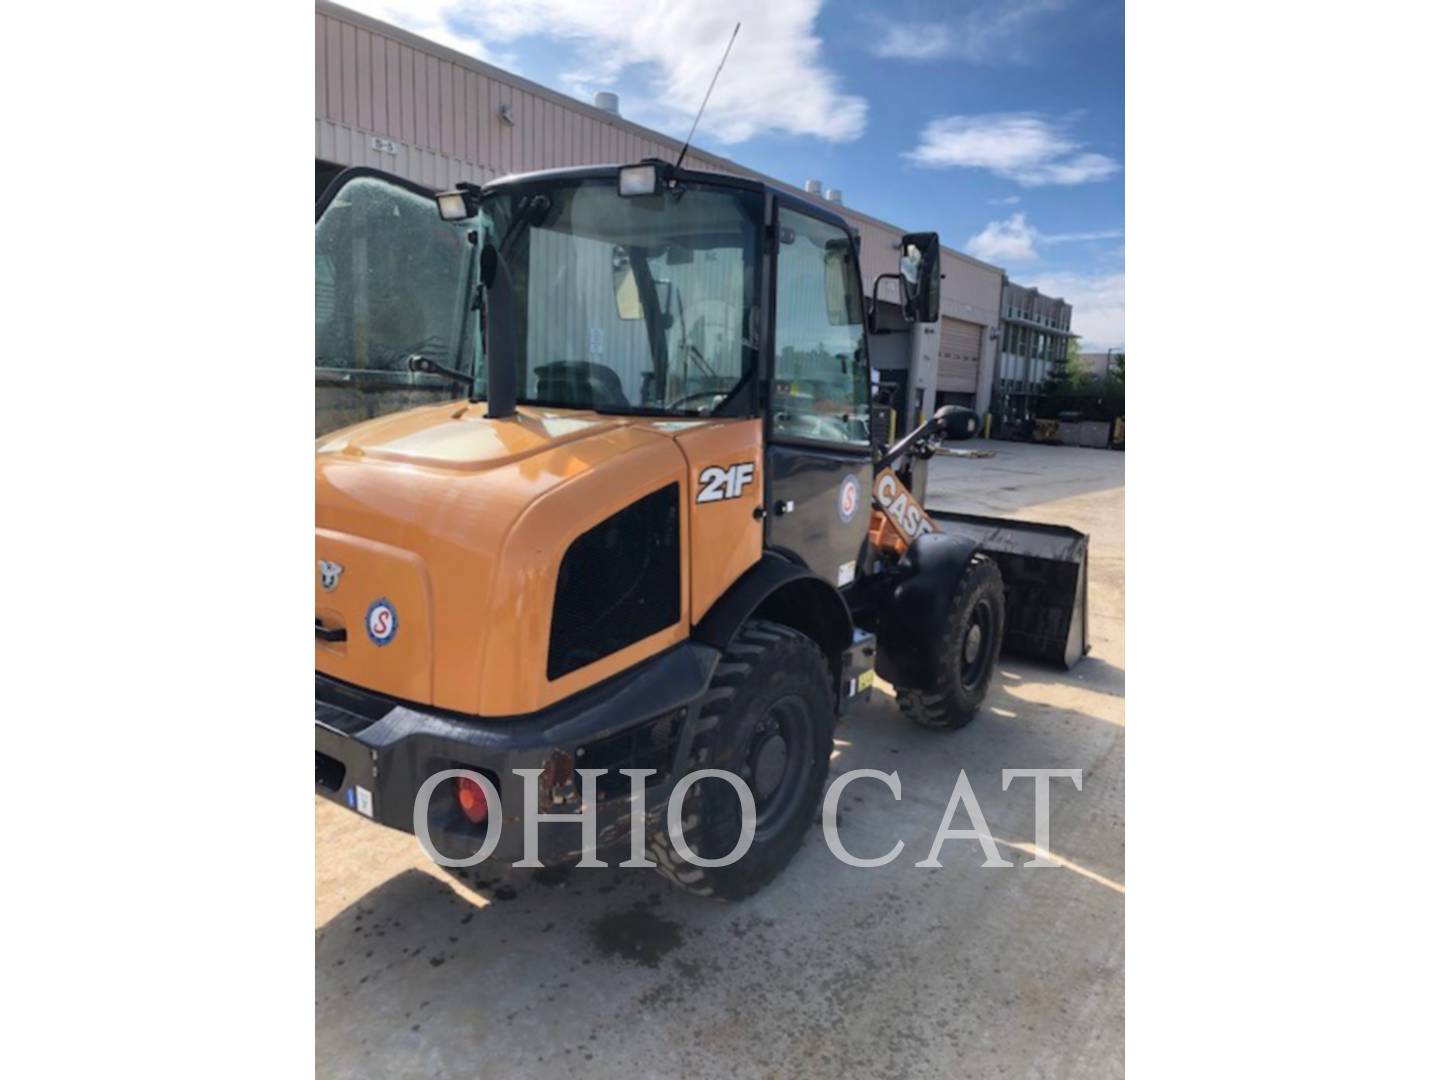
[648,619,833,899]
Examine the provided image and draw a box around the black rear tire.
[897,554,1005,730]
[649,619,834,900]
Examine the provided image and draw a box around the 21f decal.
[696,462,756,503]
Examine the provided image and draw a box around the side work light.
[618,164,658,197]
[435,182,483,221]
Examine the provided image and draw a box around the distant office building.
[994,281,1077,424]
[1078,351,1124,380]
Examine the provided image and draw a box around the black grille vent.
[548,483,681,680]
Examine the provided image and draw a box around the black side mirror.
[899,231,942,323]
[934,404,981,441]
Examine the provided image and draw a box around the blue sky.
[344,1,1124,347]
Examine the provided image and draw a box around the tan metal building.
[314,0,1005,421]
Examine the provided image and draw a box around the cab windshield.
[482,178,762,415]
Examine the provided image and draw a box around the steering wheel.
[663,389,729,413]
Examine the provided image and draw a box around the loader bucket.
[926,510,1090,669]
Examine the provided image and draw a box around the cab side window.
[771,208,870,446]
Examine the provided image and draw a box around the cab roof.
[480,162,854,236]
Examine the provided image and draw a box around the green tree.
[1055,337,1094,393]
[1101,352,1124,396]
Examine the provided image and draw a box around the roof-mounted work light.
[436,182,483,221]
[618,164,659,197]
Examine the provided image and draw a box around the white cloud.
[358,1,866,144]
[967,213,1042,263]
[906,113,1119,186]
[866,2,1069,63]
[868,21,954,61]
[1025,152,1121,186]
[342,1,506,65]
[1027,270,1126,350]
[1045,227,1125,244]
[965,213,1123,264]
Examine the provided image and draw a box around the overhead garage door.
[937,317,982,393]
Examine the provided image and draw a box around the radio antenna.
[674,22,740,174]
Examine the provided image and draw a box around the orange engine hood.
[316,402,695,716]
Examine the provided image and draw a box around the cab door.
[764,202,873,589]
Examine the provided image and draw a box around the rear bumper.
[315,642,719,866]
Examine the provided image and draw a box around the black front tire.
[648,619,834,900]
[897,554,1005,730]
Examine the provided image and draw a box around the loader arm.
[867,428,1091,670]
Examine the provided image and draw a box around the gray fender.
[693,552,853,667]
[875,531,984,688]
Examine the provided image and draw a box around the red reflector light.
[455,776,490,824]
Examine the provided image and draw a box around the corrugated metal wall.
[315,3,733,190]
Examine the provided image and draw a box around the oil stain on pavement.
[587,903,685,968]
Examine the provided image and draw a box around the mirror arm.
[877,413,944,471]
[867,272,910,334]
[878,405,979,470]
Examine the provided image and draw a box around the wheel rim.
[958,599,996,691]
[743,694,814,842]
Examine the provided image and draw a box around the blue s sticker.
[366,598,398,646]
[838,474,861,523]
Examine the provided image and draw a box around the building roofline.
[1002,278,1075,307]
[317,0,1005,276]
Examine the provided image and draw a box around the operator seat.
[534,361,629,409]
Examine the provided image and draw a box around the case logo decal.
[697,462,756,503]
[838,474,861,523]
[874,468,937,542]
[366,598,398,646]
[318,560,344,591]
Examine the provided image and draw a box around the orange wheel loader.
[315,162,1088,898]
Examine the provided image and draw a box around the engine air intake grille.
[548,483,681,680]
